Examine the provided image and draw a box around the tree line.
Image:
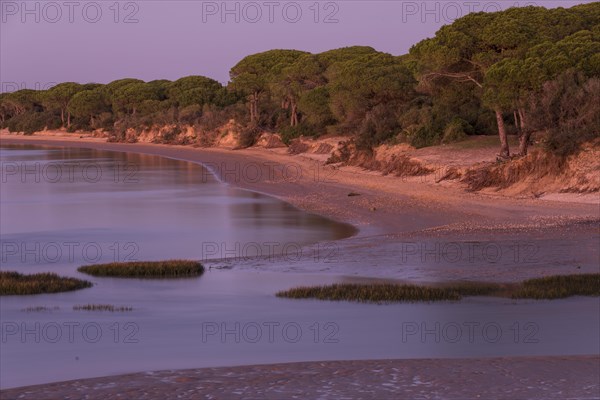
[1,3,598,157]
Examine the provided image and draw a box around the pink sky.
[0,0,593,91]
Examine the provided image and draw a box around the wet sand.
[2,357,598,400]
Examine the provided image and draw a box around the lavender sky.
[0,0,593,91]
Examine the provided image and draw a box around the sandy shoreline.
[2,134,598,282]
[1,356,598,399]
[2,134,598,230]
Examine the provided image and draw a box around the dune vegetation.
[276,274,600,303]
[0,271,92,296]
[77,260,204,278]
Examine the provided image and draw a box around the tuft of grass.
[77,260,204,278]
[0,271,92,296]
[21,306,60,312]
[73,304,132,312]
[511,274,600,299]
[277,274,600,303]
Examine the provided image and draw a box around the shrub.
[6,111,61,134]
[528,71,600,157]
[94,112,116,131]
[409,126,441,148]
[356,104,402,149]
[237,124,261,148]
[441,118,470,144]
[159,125,182,143]
[280,124,316,145]
[179,104,203,125]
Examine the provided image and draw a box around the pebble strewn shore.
[2,357,599,399]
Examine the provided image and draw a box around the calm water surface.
[0,145,598,389]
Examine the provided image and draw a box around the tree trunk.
[518,132,531,156]
[250,91,259,123]
[518,108,525,131]
[517,108,530,156]
[513,110,520,133]
[290,101,298,127]
[61,108,65,127]
[67,111,71,128]
[495,108,510,158]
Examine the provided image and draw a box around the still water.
[1,145,598,389]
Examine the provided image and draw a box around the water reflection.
[0,144,355,266]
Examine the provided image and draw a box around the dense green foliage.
[277,273,600,303]
[0,271,92,295]
[77,260,204,278]
[1,4,598,155]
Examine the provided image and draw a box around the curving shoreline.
[2,134,598,233]
[2,134,598,282]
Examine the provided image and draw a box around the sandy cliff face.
[302,135,600,196]
[116,120,285,150]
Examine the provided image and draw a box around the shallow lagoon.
[1,145,598,389]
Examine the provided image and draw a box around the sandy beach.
[1,133,599,399]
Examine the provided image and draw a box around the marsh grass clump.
[277,274,600,303]
[441,282,506,297]
[511,274,600,299]
[73,304,132,312]
[77,260,204,278]
[0,271,92,296]
[21,306,60,312]
[276,283,463,303]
